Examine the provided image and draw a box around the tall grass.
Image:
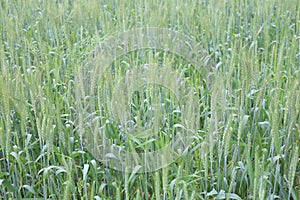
[0,0,299,199]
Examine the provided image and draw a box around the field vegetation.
[0,0,299,199]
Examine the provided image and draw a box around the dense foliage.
[0,0,299,199]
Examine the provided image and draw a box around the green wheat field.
[0,0,299,199]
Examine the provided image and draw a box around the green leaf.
[207,188,218,196]
[22,184,35,194]
[83,164,89,181]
